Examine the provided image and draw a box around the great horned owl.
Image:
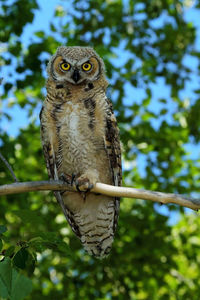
[40,46,122,258]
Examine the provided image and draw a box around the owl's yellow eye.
[60,62,71,71]
[82,62,92,71]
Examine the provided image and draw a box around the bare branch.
[0,180,199,211]
[0,152,18,182]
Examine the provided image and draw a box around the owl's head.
[47,46,106,85]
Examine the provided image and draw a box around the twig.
[0,152,18,182]
[0,180,199,211]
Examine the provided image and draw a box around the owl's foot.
[59,173,73,185]
[75,176,94,193]
[59,173,93,192]
[74,170,98,193]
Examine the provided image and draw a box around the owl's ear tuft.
[46,46,64,77]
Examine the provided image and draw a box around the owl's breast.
[54,101,101,176]
[61,104,85,141]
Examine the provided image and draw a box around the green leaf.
[29,233,70,254]
[10,268,32,300]
[26,253,36,276]
[0,225,7,234]
[28,236,45,252]
[13,248,29,270]
[54,5,65,17]
[160,108,168,115]
[0,258,32,300]
[34,30,45,38]
[0,258,11,298]
[5,246,15,257]
[142,97,151,106]
[1,234,10,243]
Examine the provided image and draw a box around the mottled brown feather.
[104,98,122,231]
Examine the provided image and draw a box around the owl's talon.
[74,177,93,193]
[75,182,82,193]
[71,173,76,186]
[88,183,94,190]
[59,173,71,184]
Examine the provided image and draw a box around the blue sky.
[1,0,200,224]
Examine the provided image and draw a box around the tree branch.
[0,152,18,182]
[0,180,199,211]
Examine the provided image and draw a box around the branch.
[0,180,199,211]
[0,152,18,182]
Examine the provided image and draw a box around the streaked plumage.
[40,46,122,258]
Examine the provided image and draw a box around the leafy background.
[0,0,200,299]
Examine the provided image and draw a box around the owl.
[40,46,122,258]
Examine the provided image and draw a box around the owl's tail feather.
[81,234,114,258]
[73,197,116,258]
[62,193,118,258]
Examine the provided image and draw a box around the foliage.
[0,257,32,300]
[0,0,200,299]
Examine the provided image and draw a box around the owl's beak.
[72,69,80,83]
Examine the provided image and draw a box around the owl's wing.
[104,98,122,232]
[39,106,57,180]
[40,106,81,237]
